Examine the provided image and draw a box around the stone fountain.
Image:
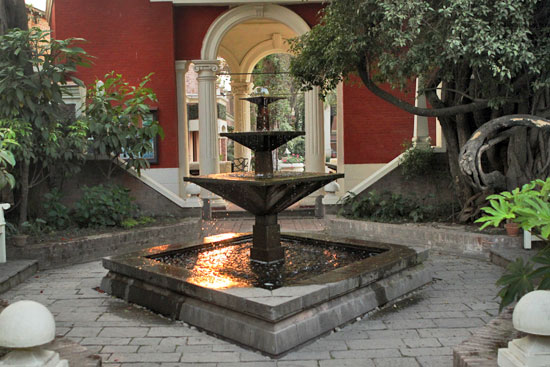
[101,96,431,356]
[186,96,343,263]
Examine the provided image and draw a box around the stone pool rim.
[102,232,425,323]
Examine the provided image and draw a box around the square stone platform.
[101,233,431,356]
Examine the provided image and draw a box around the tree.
[84,72,164,179]
[0,0,27,35]
[252,54,305,158]
[290,0,550,220]
[0,28,89,225]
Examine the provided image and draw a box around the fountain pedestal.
[251,214,283,263]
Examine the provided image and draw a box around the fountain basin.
[101,232,431,356]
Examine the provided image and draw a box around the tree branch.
[356,61,489,117]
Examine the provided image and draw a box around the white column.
[231,81,252,168]
[0,203,9,263]
[194,60,220,176]
[324,104,332,160]
[194,60,224,207]
[304,87,325,173]
[412,78,431,148]
[175,60,190,198]
[336,82,345,194]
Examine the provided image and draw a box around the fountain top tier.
[242,96,285,131]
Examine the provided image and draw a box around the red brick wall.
[174,6,228,60]
[286,4,324,27]
[51,0,178,168]
[343,78,424,164]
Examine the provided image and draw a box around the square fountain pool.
[101,232,431,356]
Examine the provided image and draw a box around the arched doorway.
[194,4,328,181]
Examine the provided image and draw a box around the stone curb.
[326,217,522,258]
[0,260,38,294]
[453,306,518,367]
[6,219,201,269]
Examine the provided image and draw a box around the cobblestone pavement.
[1,219,504,367]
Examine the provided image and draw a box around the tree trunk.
[0,0,28,35]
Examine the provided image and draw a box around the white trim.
[341,154,404,201]
[118,159,199,208]
[201,4,311,60]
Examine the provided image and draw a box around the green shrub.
[340,191,436,223]
[43,188,71,229]
[75,184,138,227]
[121,216,155,229]
[21,218,50,236]
[399,141,437,180]
[477,178,550,310]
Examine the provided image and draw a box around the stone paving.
[0,219,504,367]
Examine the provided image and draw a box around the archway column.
[231,81,253,168]
[301,87,325,207]
[175,60,190,198]
[305,87,325,173]
[194,59,225,207]
[412,78,431,148]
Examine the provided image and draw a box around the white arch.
[201,4,311,61]
[241,38,291,83]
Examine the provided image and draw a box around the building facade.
[46,0,438,205]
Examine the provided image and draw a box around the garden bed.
[6,218,201,269]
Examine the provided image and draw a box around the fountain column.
[412,78,431,148]
[194,60,224,207]
[175,60,190,198]
[231,81,252,169]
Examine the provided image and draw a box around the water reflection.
[203,232,239,244]
[152,239,377,290]
[186,245,247,289]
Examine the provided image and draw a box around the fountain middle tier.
[184,172,343,216]
[185,171,343,263]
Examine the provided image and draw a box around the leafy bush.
[21,218,49,236]
[43,188,71,230]
[399,141,437,180]
[121,216,155,229]
[339,191,442,223]
[85,72,163,178]
[75,185,138,227]
[477,178,550,310]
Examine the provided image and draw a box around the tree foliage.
[252,54,305,158]
[290,0,550,218]
[84,72,164,178]
[0,27,89,225]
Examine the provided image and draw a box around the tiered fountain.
[186,96,343,263]
[101,96,431,356]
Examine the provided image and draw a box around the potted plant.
[477,178,550,239]
[504,219,520,236]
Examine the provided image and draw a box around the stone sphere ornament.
[0,300,55,348]
[0,300,68,367]
[513,290,550,336]
[498,290,550,367]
